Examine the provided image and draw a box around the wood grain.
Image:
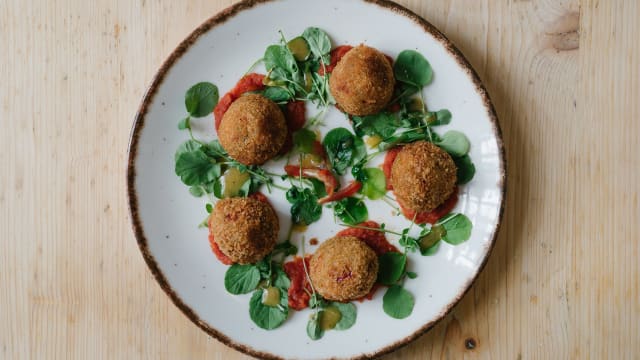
[1,0,638,358]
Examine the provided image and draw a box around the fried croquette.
[218,94,287,165]
[209,197,279,264]
[310,235,378,302]
[391,141,457,212]
[329,44,394,116]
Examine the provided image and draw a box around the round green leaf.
[454,154,476,184]
[361,168,386,200]
[377,252,406,286]
[174,140,202,161]
[174,150,220,186]
[322,127,355,175]
[302,27,332,62]
[332,302,357,330]
[189,185,204,197]
[439,213,472,245]
[249,289,288,330]
[436,130,470,157]
[306,314,324,340]
[394,50,433,87]
[383,285,415,319]
[224,264,261,295]
[262,86,293,103]
[185,82,219,117]
[333,197,368,225]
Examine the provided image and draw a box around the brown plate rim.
[126,0,507,359]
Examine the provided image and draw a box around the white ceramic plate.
[127,0,506,358]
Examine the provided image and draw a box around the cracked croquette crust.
[329,44,395,116]
[209,197,278,264]
[218,93,287,165]
[309,235,378,302]
[391,141,457,213]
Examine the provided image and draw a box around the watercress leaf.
[185,82,219,117]
[268,67,291,82]
[273,266,291,289]
[224,264,261,295]
[237,178,252,197]
[174,140,202,161]
[262,86,292,103]
[394,82,421,103]
[308,178,328,198]
[205,203,213,214]
[178,116,191,130]
[454,154,476,184]
[189,185,204,197]
[293,128,317,154]
[175,150,221,186]
[249,289,288,330]
[382,285,415,319]
[274,241,298,257]
[439,213,472,245]
[212,178,224,199]
[352,137,367,164]
[255,258,272,278]
[332,302,357,330]
[264,44,298,74]
[302,27,331,62]
[198,216,209,229]
[436,130,470,157]
[361,168,386,200]
[429,109,452,126]
[377,252,406,286]
[333,197,368,225]
[323,127,355,175]
[309,293,327,309]
[351,162,367,182]
[394,50,433,87]
[306,313,324,340]
[205,140,226,157]
[287,188,322,225]
[406,271,418,279]
[351,112,398,138]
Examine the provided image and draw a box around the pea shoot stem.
[338,223,403,236]
[300,236,320,316]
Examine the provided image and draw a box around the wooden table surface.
[1,0,638,358]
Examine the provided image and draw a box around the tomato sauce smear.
[336,221,398,256]
[283,256,313,310]
[318,45,353,75]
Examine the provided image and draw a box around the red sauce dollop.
[318,45,353,75]
[279,100,307,154]
[284,101,306,131]
[337,221,399,255]
[398,189,459,225]
[208,233,234,265]
[283,256,313,310]
[382,146,402,190]
[382,146,460,224]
